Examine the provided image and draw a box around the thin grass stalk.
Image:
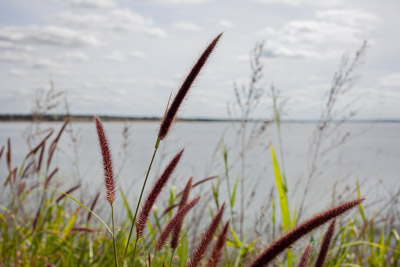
[315,219,336,267]
[188,203,225,267]
[123,137,161,262]
[249,198,364,267]
[111,205,118,267]
[297,244,312,267]
[0,145,4,162]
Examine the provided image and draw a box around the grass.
[0,34,399,267]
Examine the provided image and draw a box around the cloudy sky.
[0,0,399,120]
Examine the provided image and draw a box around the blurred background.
[0,0,399,120]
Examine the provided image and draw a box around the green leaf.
[270,144,291,231]
[120,187,133,221]
[46,185,112,235]
[231,174,239,207]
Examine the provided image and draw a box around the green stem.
[123,137,161,263]
[169,249,175,267]
[112,205,118,267]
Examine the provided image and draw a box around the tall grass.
[0,34,399,267]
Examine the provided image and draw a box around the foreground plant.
[95,116,118,266]
[123,32,223,262]
[249,198,364,267]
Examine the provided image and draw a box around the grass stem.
[123,137,160,263]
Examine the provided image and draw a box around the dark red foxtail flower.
[207,220,230,267]
[136,150,184,238]
[249,198,365,267]
[6,138,11,172]
[156,196,201,251]
[297,244,312,267]
[188,203,225,267]
[95,116,116,205]
[158,33,223,140]
[171,177,193,249]
[315,219,336,267]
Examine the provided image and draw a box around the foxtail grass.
[95,116,118,266]
[208,220,230,267]
[297,244,312,267]
[249,198,364,267]
[123,33,223,263]
[188,203,225,267]
[315,218,336,267]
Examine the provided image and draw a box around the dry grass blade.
[158,33,223,140]
[0,145,4,162]
[137,149,184,238]
[249,198,364,267]
[188,203,225,267]
[47,118,70,170]
[315,219,336,267]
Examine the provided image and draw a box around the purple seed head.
[95,116,116,205]
[249,198,364,267]
[208,220,230,267]
[156,196,201,251]
[297,244,312,267]
[158,33,223,140]
[315,219,336,267]
[137,149,184,238]
[188,203,225,267]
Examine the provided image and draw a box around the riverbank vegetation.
[0,34,399,266]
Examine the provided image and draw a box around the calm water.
[1,121,399,223]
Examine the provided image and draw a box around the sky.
[0,0,399,120]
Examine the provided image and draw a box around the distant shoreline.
[0,114,399,123]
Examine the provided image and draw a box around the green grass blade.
[231,174,239,207]
[46,185,112,235]
[120,187,134,221]
[270,144,291,231]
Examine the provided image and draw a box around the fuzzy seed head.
[249,198,364,267]
[137,150,184,238]
[188,203,225,267]
[95,116,116,205]
[158,33,223,140]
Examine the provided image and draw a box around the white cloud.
[380,73,400,87]
[59,51,90,61]
[150,0,208,3]
[219,19,233,28]
[104,51,125,62]
[173,22,202,31]
[0,25,99,47]
[130,51,146,59]
[70,0,115,8]
[0,51,31,63]
[57,9,167,37]
[316,9,381,28]
[32,59,65,69]
[258,9,377,59]
[253,0,342,7]
[8,69,27,76]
